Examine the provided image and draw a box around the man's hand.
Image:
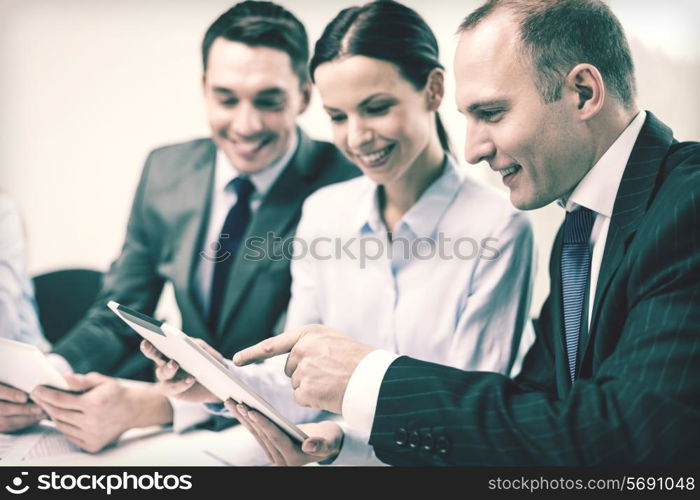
[227,400,343,466]
[0,382,46,432]
[140,340,220,404]
[233,325,373,414]
[30,373,173,453]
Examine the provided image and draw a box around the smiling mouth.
[355,144,396,168]
[499,164,521,178]
[230,136,273,157]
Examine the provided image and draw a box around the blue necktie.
[561,207,595,382]
[208,177,255,332]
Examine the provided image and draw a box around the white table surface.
[1,421,271,466]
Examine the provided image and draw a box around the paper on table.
[0,425,80,464]
[0,433,15,458]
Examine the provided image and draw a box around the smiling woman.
[313,56,442,195]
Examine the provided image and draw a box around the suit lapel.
[215,131,321,335]
[171,141,216,340]
[582,112,674,356]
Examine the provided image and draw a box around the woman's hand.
[226,400,344,466]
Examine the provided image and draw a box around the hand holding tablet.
[108,301,307,443]
[141,338,222,404]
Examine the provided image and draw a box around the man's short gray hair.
[459,0,637,108]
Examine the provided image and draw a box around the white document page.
[0,425,80,464]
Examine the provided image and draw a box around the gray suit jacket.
[54,131,358,379]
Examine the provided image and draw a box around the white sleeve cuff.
[341,349,398,436]
[169,397,214,433]
[328,421,388,466]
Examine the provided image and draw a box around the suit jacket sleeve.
[52,151,166,377]
[369,159,700,466]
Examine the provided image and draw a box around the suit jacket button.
[408,431,421,449]
[436,436,451,454]
[422,433,434,452]
[394,428,408,446]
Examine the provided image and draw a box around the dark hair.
[202,1,309,86]
[310,0,450,152]
[459,0,636,108]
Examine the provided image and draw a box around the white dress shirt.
[563,110,646,327]
[213,156,535,464]
[342,111,648,445]
[192,133,298,315]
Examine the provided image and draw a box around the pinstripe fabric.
[369,112,700,465]
[561,208,595,381]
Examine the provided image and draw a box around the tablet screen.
[116,305,165,335]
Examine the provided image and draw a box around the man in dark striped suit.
[233,0,699,465]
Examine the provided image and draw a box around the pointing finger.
[233,328,305,366]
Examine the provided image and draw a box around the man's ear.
[564,63,605,120]
[425,68,445,112]
[298,81,312,115]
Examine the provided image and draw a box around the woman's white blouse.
[221,157,535,465]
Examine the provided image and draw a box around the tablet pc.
[0,338,69,393]
[107,301,308,443]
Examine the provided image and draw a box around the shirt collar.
[353,155,466,239]
[214,130,298,197]
[560,110,646,215]
[355,183,384,234]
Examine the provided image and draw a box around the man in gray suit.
[1,1,356,451]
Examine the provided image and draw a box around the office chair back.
[33,269,102,344]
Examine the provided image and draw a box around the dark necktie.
[561,207,595,382]
[208,176,255,332]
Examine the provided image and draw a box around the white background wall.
[1,0,699,321]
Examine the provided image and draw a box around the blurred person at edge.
[0,192,51,432]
